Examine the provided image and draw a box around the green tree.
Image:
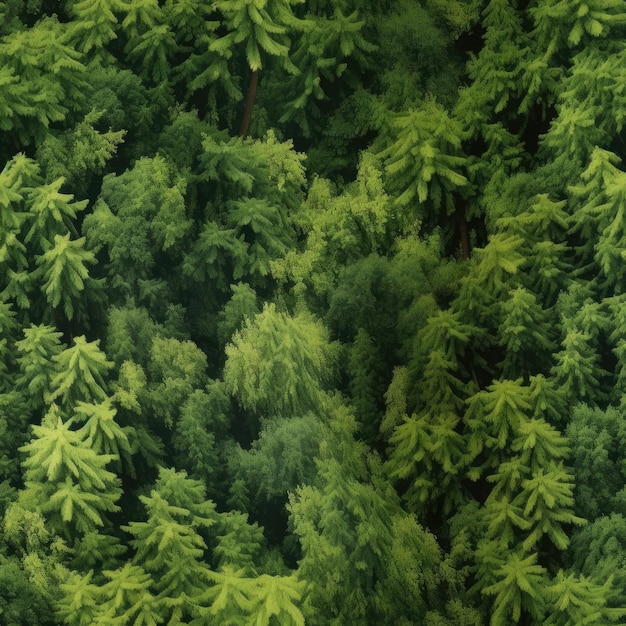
[464,379,532,459]
[35,234,98,322]
[223,304,337,419]
[566,404,626,519]
[70,399,133,471]
[378,99,468,238]
[482,550,547,626]
[48,336,113,407]
[210,0,305,136]
[123,468,215,623]
[531,0,626,58]
[232,414,323,503]
[19,405,122,537]
[568,514,626,608]
[279,7,376,135]
[36,110,126,195]
[25,178,87,248]
[68,0,130,63]
[147,336,208,428]
[513,463,585,551]
[15,324,65,409]
[551,329,605,404]
[98,563,161,626]
[543,570,625,625]
[56,570,101,626]
[82,156,190,300]
[194,566,305,626]
[498,287,556,379]
[0,18,88,143]
[122,0,177,83]
[217,282,259,346]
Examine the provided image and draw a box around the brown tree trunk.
[458,205,470,260]
[239,69,259,138]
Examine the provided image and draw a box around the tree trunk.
[458,205,470,260]
[239,69,259,138]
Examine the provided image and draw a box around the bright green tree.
[498,287,555,379]
[35,234,97,321]
[15,324,65,409]
[19,405,122,537]
[70,399,133,471]
[123,468,216,622]
[223,304,337,419]
[543,570,625,625]
[379,99,468,220]
[24,178,87,248]
[48,336,113,407]
[482,550,547,626]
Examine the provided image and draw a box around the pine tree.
[223,304,336,418]
[0,18,88,142]
[551,329,604,404]
[70,399,133,471]
[379,99,468,217]
[24,177,87,248]
[513,463,585,551]
[35,234,97,321]
[543,570,626,625]
[0,156,39,308]
[48,336,113,407]
[464,378,532,458]
[57,570,101,626]
[123,468,215,623]
[122,0,176,83]
[15,324,65,408]
[498,287,555,379]
[288,452,394,624]
[531,0,626,57]
[280,7,376,134]
[98,563,161,625]
[482,550,547,625]
[226,197,293,279]
[20,405,121,537]
[68,0,129,63]
[211,0,305,136]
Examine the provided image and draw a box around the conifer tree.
[0,18,88,142]
[543,570,625,625]
[531,0,626,57]
[223,304,336,418]
[279,7,376,134]
[98,563,161,625]
[379,99,468,218]
[48,336,113,407]
[122,0,177,83]
[24,177,86,250]
[551,329,604,404]
[35,234,97,321]
[289,449,394,624]
[20,405,121,537]
[56,570,101,626]
[211,0,305,136]
[498,287,555,379]
[15,324,65,408]
[123,468,216,622]
[70,399,133,471]
[68,0,129,63]
[482,550,547,625]
[513,463,585,551]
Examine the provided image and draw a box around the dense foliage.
[2,0,626,623]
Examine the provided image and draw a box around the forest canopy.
[2,0,626,624]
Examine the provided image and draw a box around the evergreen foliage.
[3,1,626,623]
